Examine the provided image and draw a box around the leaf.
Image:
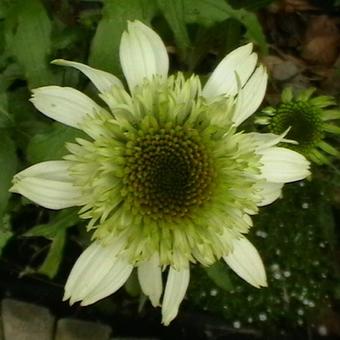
[89,0,158,76]
[4,0,54,87]
[230,7,268,54]
[0,1,8,19]
[183,0,230,26]
[0,215,13,256]
[0,22,8,68]
[0,92,12,129]
[27,122,86,163]
[26,209,80,279]
[23,208,79,240]
[183,0,268,54]
[0,131,15,256]
[204,261,233,291]
[7,87,49,151]
[38,228,66,278]
[0,131,17,217]
[157,0,191,58]
[188,18,242,71]
[0,63,22,92]
[228,0,276,10]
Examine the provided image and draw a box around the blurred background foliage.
[1,0,340,339]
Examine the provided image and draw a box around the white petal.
[202,43,256,99]
[64,238,127,305]
[161,266,190,326]
[10,161,82,209]
[247,129,294,151]
[12,160,73,181]
[137,253,163,307]
[256,181,283,206]
[30,86,102,129]
[64,242,102,301]
[259,147,310,183]
[52,59,123,94]
[80,258,133,306]
[223,237,267,288]
[232,65,268,126]
[120,20,169,91]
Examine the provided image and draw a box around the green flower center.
[123,126,214,220]
[270,101,323,148]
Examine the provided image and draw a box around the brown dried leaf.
[321,56,340,96]
[305,15,339,41]
[269,0,318,13]
[263,55,301,81]
[302,16,340,65]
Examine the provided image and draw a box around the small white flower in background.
[10,21,310,325]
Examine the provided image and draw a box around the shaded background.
[1,0,340,338]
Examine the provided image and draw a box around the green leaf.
[157,0,190,58]
[0,131,15,255]
[0,215,13,256]
[183,0,268,54]
[26,209,80,279]
[89,0,158,76]
[24,208,79,240]
[204,261,233,291]
[0,63,22,92]
[0,21,9,68]
[0,131,17,217]
[223,18,242,53]
[4,0,54,87]
[183,0,230,26]
[228,0,276,10]
[230,7,267,54]
[38,228,66,278]
[27,123,86,163]
[7,87,49,151]
[186,19,240,71]
[0,92,12,128]
[0,1,9,19]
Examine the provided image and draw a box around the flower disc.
[123,125,214,220]
[270,101,323,150]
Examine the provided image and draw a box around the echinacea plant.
[257,87,340,165]
[10,21,310,325]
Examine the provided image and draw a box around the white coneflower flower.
[10,21,310,325]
